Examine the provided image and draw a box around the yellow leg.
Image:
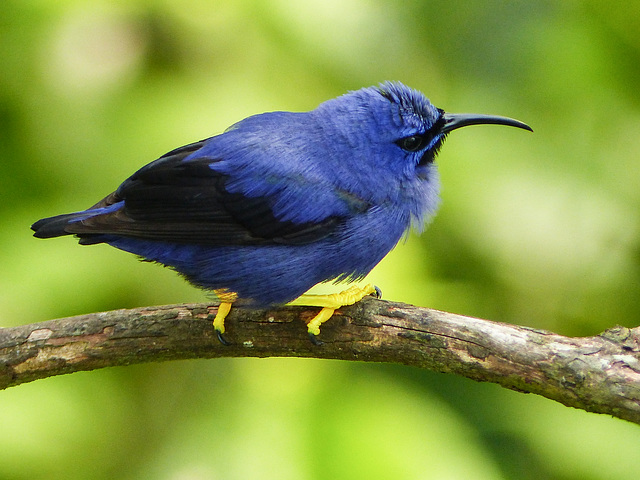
[288,284,379,337]
[305,307,336,337]
[213,289,238,344]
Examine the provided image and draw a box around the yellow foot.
[213,289,238,345]
[288,284,380,340]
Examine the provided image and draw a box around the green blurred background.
[2,1,640,478]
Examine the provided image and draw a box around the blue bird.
[31,82,531,344]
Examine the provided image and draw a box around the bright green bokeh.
[2,1,640,479]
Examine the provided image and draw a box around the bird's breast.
[315,203,411,281]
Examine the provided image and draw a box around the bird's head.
[311,81,531,225]
[315,81,531,183]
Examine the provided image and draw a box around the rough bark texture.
[1,297,639,424]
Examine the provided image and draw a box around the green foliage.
[1,1,639,478]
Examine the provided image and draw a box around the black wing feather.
[66,141,343,245]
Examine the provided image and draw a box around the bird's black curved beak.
[442,113,532,134]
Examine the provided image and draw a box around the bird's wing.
[66,140,367,245]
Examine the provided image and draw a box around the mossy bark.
[1,297,639,424]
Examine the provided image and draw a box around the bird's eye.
[396,135,426,152]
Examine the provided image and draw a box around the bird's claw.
[216,329,231,346]
[308,331,324,346]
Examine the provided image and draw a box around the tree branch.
[1,298,639,424]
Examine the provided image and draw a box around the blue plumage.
[32,82,531,309]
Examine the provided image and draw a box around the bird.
[31,81,531,344]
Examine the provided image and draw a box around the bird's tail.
[31,202,123,239]
[31,211,92,238]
